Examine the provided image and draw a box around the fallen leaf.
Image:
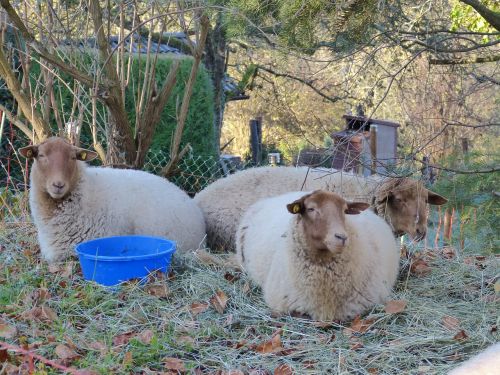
[145,284,169,298]
[453,330,469,341]
[112,331,136,346]
[494,281,500,294]
[442,315,460,331]
[88,341,107,355]
[178,335,195,346]
[384,300,407,314]
[55,344,79,360]
[163,357,185,372]
[345,316,375,336]
[368,368,378,374]
[255,332,283,354]
[0,348,10,363]
[274,364,294,375]
[410,258,431,277]
[241,282,251,294]
[224,272,240,283]
[0,323,17,339]
[233,340,247,349]
[190,302,209,317]
[210,290,229,314]
[491,325,497,333]
[48,262,74,278]
[248,369,272,375]
[122,351,133,367]
[137,329,154,345]
[442,247,455,259]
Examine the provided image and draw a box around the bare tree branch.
[429,54,500,65]
[0,47,51,142]
[459,0,500,32]
[0,103,34,140]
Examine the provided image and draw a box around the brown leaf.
[0,348,10,363]
[145,284,170,298]
[40,305,58,322]
[210,290,229,314]
[88,341,107,355]
[189,302,209,317]
[410,258,431,277]
[368,368,378,374]
[55,344,79,360]
[255,331,283,354]
[442,315,460,331]
[453,330,469,341]
[224,272,240,283]
[122,351,133,367]
[137,329,154,345]
[384,300,407,314]
[178,335,195,346]
[112,331,136,346]
[348,316,375,334]
[442,247,455,259]
[349,337,364,350]
[163,357,185,373]
[0,323,17,339]
[48,262,74,278]
[274,364,294,375]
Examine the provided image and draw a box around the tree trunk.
[204,14,227,155]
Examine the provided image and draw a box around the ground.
[0,219,498,374]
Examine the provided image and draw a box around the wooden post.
[249,119,261,165]
[443,207,455,246]
[434,205,442,248]
[370,125,377,175]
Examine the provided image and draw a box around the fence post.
[443,208,454,246]
[370,125,377,175]
[250,118,262,165]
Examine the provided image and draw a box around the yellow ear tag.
[26,149,33,158]
[80,152,87,160]
[292,204,301,214]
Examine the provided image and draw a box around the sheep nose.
[335,233,347,245]
[53,182,65,190]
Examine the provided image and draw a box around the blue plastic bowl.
[75,235,176,286]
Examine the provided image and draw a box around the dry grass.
[0,218,498,374]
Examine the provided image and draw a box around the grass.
[0,215,498,375]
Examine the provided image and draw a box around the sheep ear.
[427,190,447,205]
[287,200,304,215]
[19,145,38,159]
[75,148,98,162]
[345,202,370,215]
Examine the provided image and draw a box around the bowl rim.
[75,235,176,261]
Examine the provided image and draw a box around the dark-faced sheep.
[19,137,206,262]
[194,166,447,250]
[236,190,400,321]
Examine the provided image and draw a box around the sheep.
[194,166,447,251]
[235,190,400,320]
[19,137,206,263]
[448,343,500,375]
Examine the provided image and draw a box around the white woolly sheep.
[448,343,500,375]
[19,137,206,262]
[194,166,447,250]
[236,190,400,321]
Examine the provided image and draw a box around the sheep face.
[375,179,447,241]
[19,137,98,200]
[287,191,369,257]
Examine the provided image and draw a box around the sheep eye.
[306,207,315,212]
[38,154,45,157]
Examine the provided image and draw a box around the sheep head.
[287,190,369,258]
[373,178,447,241]
[19,137,98,200]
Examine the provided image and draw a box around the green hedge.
[28,53,216,156]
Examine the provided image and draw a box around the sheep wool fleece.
[195,166,379,250]
[31,165,206,262]
[236,191,399,321]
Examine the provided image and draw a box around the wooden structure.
[330,115,399,176]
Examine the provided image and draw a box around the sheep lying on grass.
[236,190,400,320]
[19,137,206,262]
[194,166,447,251]
[449,343,500,375]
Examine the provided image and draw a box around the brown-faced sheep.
[236,190,400,320]
[194,166,447,251]
[19,137,206,262]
